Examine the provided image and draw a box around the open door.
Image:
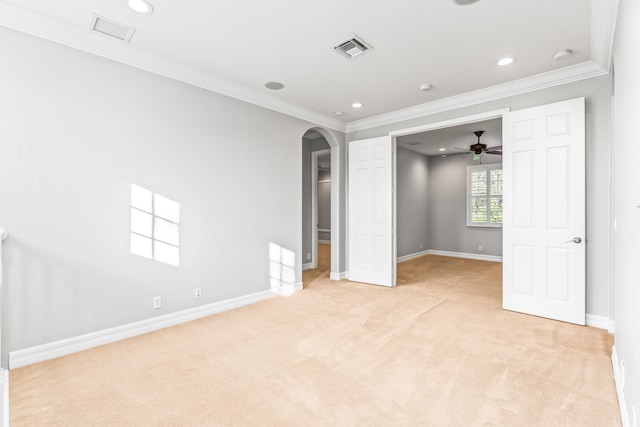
[503,97,585,325]
[348,136,395,287]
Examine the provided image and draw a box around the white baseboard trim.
[397,250,430,263]
[1,368,8,427]
[427,250,503,263]
[586,314,615,332]
[9,290,276,369]
[612,346,631,427]
[302,263,313,271]
[330,271,347,281]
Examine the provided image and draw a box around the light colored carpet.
[10,245,620,426]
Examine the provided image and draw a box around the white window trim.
[466,163,503,228]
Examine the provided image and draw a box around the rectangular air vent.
[91,14,136,42]
[334,35,372,59]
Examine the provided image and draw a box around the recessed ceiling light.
[452,0,480,5]
[128,0,154,14]
[439,148,446,151]
[497,57,515,66]
[265,81,285,90]
[553,49,573,61]
[334,111,344,116]
[352,102,363,109]
[442,155,447,157]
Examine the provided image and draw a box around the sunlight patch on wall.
[269,242,296,296]
[130,184,180,266]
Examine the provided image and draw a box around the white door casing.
[348,136,395,287]
[503,97,586,325]
[311,149,330,270]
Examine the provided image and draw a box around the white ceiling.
[0,0,616,131]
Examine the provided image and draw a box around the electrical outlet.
[478,245,484,252]
[306,252,311,260]
[152,296,162,310]
[195,288,202,299]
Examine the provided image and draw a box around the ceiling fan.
[456,131,502,155]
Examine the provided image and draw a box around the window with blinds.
[467,164,503,227]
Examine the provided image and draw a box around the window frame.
[466,163,503,228]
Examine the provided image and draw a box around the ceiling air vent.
[334,35,372,59]
[90,14,136,43]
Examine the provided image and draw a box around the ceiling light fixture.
[452,0,480,5]
[265,81,285,90]
[496,57,515,66]
[128,0,154,14]
[334,111,344,117]
[553,49,573,61]
[352,102,363,109]
[439,148,446,151]
[420,84,432,92]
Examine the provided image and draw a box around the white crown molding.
[0,2,616,137]
[591,0,620,72]
[0,3,347,133]
[9,289,275,369]
[345,61,607,133]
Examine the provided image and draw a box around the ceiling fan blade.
[454,147,470,152]
[485,145,503,155]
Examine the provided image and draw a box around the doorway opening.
[301,128,338,287]
[394,118,504,267]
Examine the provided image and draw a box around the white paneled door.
[348,136,395,287]
[503,97,585,325]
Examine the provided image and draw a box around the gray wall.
[0,27,345,362]
[318,169,331,242]
[396,147,429,258]
[428,153,502,256]
[301,138,330,264]
[348,74,613,320]
[612,0,640,420]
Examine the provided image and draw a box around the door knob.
[566,237,582,244]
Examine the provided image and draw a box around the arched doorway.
[301,127,340,284]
